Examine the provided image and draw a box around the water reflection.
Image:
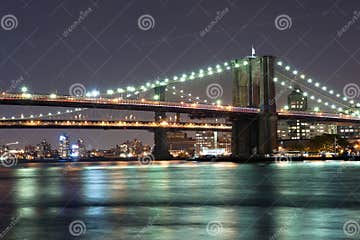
[0,161,359,239]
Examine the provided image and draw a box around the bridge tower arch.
[231,56,278,159]
[152,86,171,160]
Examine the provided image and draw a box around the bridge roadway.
[0,93,259,116]
[0,119,232,131]
[0,93,359,123]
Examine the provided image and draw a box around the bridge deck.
[0,119,232,131]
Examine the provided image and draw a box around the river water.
[0,160,359,239]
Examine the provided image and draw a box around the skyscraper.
[58,134,70,158]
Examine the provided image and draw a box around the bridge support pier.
[152,86,171,160]
[231,56,278,159]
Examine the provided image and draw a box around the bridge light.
[321,86,327,91]
[303,92,308,96]
[342,97,348,101]
[106,89,114,95]
[164,78,169,82]
[314,107,320,112]
[336,94,340,98]
[350,100,354,104]
[224,62,228,66]
[317,99,322,103]
[324,102,329,106]
[315,82,320,87]
[292,70,298,75]
[153,95,160,100]
[234,63,240,68]
[307,78,312,83]
[20,86,28,93]
[338,107,343,112]
[91,90,100,97]
[285,66,290,71]
[243,61,248,66]
[273,77,278,82]
[173,76,178,80]
[281,81,285,86]
[284,105,289,110]
[310,96,315,100]
[49,93,57,99]
[329,90,334,94]
[300,74,305,79]
[207,67,212,71]
[117,88,125,93]
[331,104,336,109]
[277,61,283,66]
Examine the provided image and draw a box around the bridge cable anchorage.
[274,76,360,118]
[276,60,360,108]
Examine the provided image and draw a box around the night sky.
[0,0,359,148]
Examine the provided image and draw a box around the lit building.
[35,139,52,158]
[287,87,309,140]
[195,131,231,156]
[278,120,337,140]
[58,134,70,158]
[195,131,216,155]
[338,125,360,139]
[77,138,87,158]
[167,131,195,157]
[288,87,307,111]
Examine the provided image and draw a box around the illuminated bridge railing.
[0,119,232,131]
[279,110,360,122]
[0,93,260,114]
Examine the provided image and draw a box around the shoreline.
[9,155,360,164]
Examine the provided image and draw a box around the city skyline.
[1,0,360,147]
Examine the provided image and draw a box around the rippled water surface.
[0,160,359,239]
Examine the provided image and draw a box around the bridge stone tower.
[152,86,171,160]
[231,56,278,159]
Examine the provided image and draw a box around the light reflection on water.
[0,161,359,239]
